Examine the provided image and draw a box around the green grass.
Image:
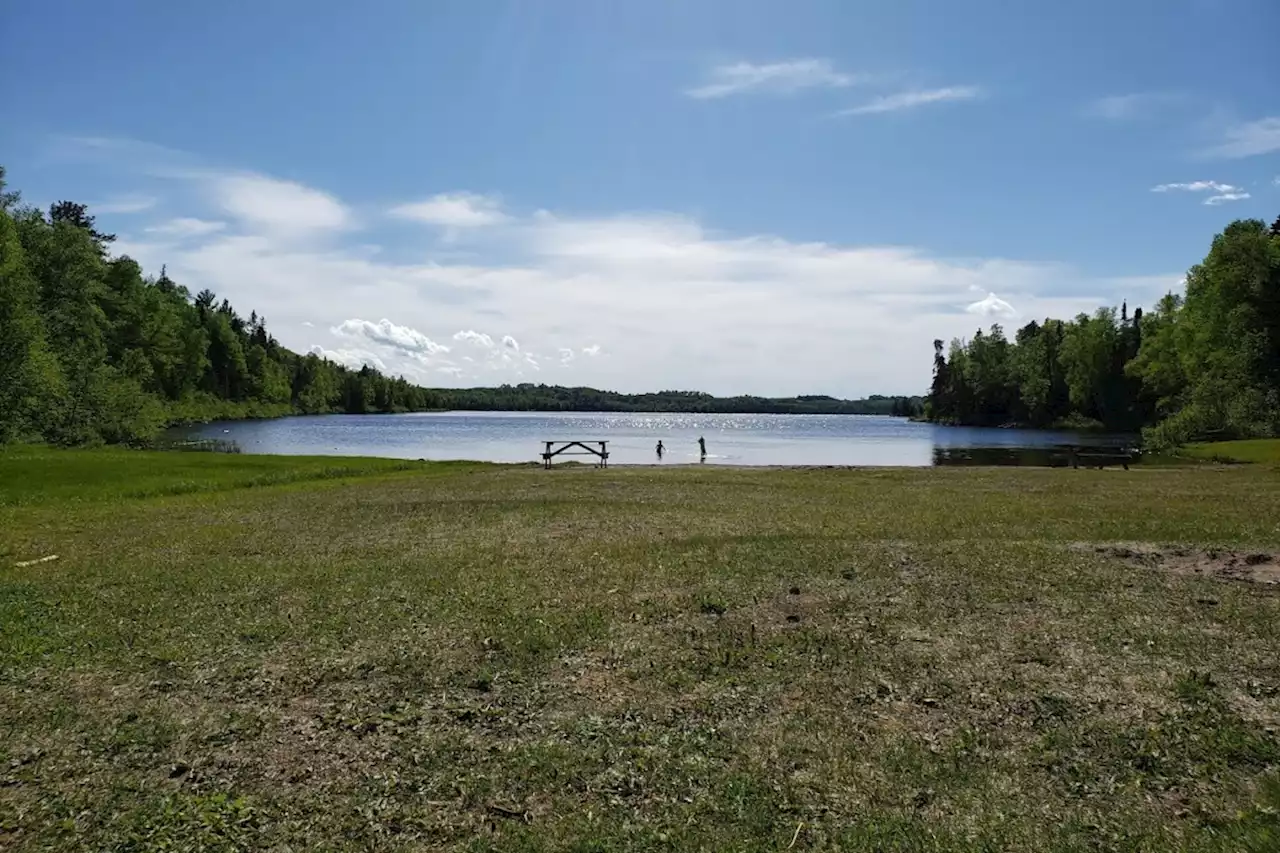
[0,445,495,506]
[1183,438,1280,465]
[2,450,1280,851]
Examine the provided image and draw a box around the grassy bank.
[1183,438,1280,465]
[2,451,1279,851]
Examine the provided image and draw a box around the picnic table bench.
[542,440,609,469]
[1067,446,1140,470]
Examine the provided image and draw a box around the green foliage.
[927,215,1280,447]
[0,209,59,442]
[0,172,455,447]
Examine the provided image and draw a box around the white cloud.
[453,330,495,348]
[1151,181,1241,193]
[965,292,1018,319]
[109,157,1173,395]
[1082,93,1180,120]
[144,217,226,238]
[333,318,450,357]
[502,335,519,351]
[308,345,387,372]
[214,173,351,234]
[95,194,158,214]
[684,59,859,99]
[390,192,507,227]
[1150,181,1251,205]
[835,86,982,116]
[301,321,314,327]
[1204,192,1251,205]
[1204,117,1280,159]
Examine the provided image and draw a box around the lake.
[167,412,1136,467]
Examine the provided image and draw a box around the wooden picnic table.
[541,440,609,469]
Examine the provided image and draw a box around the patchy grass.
[2,452,1280,850]
[1183,439,1280,465]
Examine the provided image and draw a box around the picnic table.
[541,440,609,469]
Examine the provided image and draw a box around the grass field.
[1183,439,1280,465]
[2,448,1280,851]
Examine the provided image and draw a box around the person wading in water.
[656,440,665,460]
[698,436,707,461]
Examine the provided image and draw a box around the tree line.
[437,386,922,415]
[0,169,922,446]
[0,168,452,446]
[925,215,1280,448]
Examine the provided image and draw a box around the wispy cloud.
[95,194,158,214]
[684,59,859,99]
[1151,181,1250,205]
[835,86,983,116]
[214,173,352,235]
[390,192,508,227]
[1204,116,1280,158]
[1151,181,1241,193]
[144,217,226,238]
[1083,92,1181,120]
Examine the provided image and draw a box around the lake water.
[168,412,1136,467]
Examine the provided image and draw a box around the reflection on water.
[932,446,1131,467]
[168,412,1137,467]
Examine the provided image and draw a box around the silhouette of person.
[698,436,707,460]
[656,440,664,460]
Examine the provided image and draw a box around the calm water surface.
[169,412,1135,467]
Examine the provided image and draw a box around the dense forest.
[0,169,449,446]
[0,169,917,447]
[925,215,1280,448]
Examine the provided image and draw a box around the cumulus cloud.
[333,318,450,357]
[684,59,859,99]
[390,192,507,227]
[108,151,1174,395]
[502,335,519,351]
[1204,117,1280,159]
[144,217,226,238]
[836,86,982,116]
[965,292,1018,319]
[453,330,495,348]
[308,344,387,372]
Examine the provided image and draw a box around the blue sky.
[2,0,1278,395]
